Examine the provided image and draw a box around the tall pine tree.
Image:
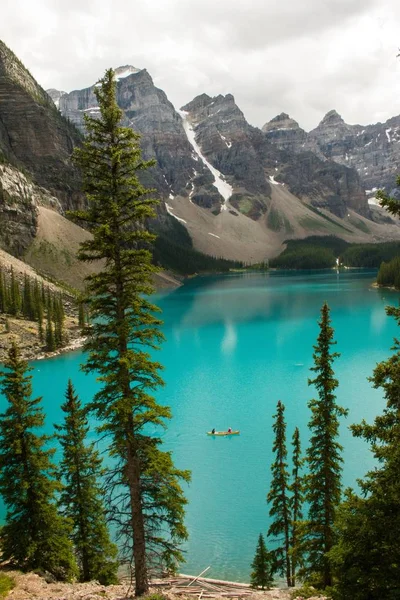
[250,534,274,589]
[0,268,7,313]
[330,304,400,599]
[267,400,292,586]
[289,427,304,587]
[0,342,77,580]
[303,303,347,588]
[9,267,21,316]
[55,380,118,584]
[72,68,190,596]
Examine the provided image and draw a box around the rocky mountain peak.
[262,112,301,132]
[182,92,247,131]
[114,65,142,80]
[318,109,345,127]
[0,40,82,209]
[262,112,306,151]
[46,88,67,108]
[181,92,237,117]
[0,40,53,108]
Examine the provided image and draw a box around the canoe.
[207,430,240,436]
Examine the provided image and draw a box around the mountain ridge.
[1,41,400,277]
[263,108,400,196]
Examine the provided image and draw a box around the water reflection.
[221,321,237,354]
[158,270,393,334]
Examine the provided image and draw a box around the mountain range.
[1,38,400,285]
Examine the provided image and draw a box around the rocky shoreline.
[3,571,327,600]
[0,314,85,364]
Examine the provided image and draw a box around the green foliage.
[290,583,330,599]
[270,237,346,269]
[270,245,336,269]
[45,312,56,351]
[303,303,347,588]
[0,268,69,348]
[342,242,400,268]
[78,300,87,333]
[348,216,370,234]
[153,234,243,274]
[377,256,400,288]
[305,205,353,233]
[250,534,274,589]
[0,343,77,581]
[267,207,283,232]
[71,68,190,596]
[270,235,400,270]
[267,400,292,586]
[289,427,304,586]
[330,304,400,599]
[9,267,21,316]
[22,273,34,320]
[0,573,15,598]
[0,269,8,313]
[376,174,400,216]
[55,380,118,584]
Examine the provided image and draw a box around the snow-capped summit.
[114,65,141,80]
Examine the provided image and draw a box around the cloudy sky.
[2,0,400,130]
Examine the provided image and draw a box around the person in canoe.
[211,428,216,434]
[227,427,232,433]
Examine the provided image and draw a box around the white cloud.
[1,0,400,129]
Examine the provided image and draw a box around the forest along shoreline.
[0,259,182,364]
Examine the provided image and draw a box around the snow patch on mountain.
[165,202,187,223]
[269,175,284,186]
[114,66,141,80]
[178,110,233,207]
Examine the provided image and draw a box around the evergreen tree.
[376,175,400,216]
[330,304,400,599]
[46,312,56,351]
[55,380,118,584]
[22,273,34,320]
[267,400,292,586]
[78,300,86,333]
[250,534,274,589]
[72,68,190,596]
[289,427,303,586]
[33,279,42,319]
[303,303,347,588]
[0,268,7,313]
[9,267,21,316]
[35,282,44,343]
[46,288,53,321]
[54,294,64,348]
[0,342,77,580]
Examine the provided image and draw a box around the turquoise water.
[1,270,399,581]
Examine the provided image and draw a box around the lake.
[1,270,399,582]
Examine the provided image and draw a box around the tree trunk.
[126,435,148,596]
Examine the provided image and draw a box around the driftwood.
[187,567,211,586]
[152,569,255,600]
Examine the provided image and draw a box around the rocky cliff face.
[0,40,82,209]
[180,93,272,217]
[50,67,218,209]
[180,94,371,220]
[0,164,50,257]
[52,70,371,223]
[262,112,307,151]
[263,109,400,198]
